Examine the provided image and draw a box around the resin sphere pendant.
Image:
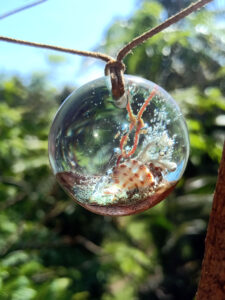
[48,75,189,216]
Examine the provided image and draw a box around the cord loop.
[105,60,126,100]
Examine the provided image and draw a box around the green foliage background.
[0,1,224,299]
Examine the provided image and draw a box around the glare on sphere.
[48,75,189,216]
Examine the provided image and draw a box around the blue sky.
[0,0,224,89]
[0,0,136,87]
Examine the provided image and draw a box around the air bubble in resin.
[48,75,189,216]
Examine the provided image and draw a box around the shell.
[112,159,155,190]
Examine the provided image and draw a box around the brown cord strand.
[117,0,213,61]
[0,0,213,100]
[0,0,48,20]
[0,36,112,63]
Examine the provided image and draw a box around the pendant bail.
[105,60,126,106]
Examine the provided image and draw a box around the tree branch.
[1,234,103,256]
[196,141,225,299]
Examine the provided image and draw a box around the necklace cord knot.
[105,60,126,100]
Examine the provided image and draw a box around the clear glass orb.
[48,75,189,216]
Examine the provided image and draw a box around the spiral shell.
[112,159,155,190]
